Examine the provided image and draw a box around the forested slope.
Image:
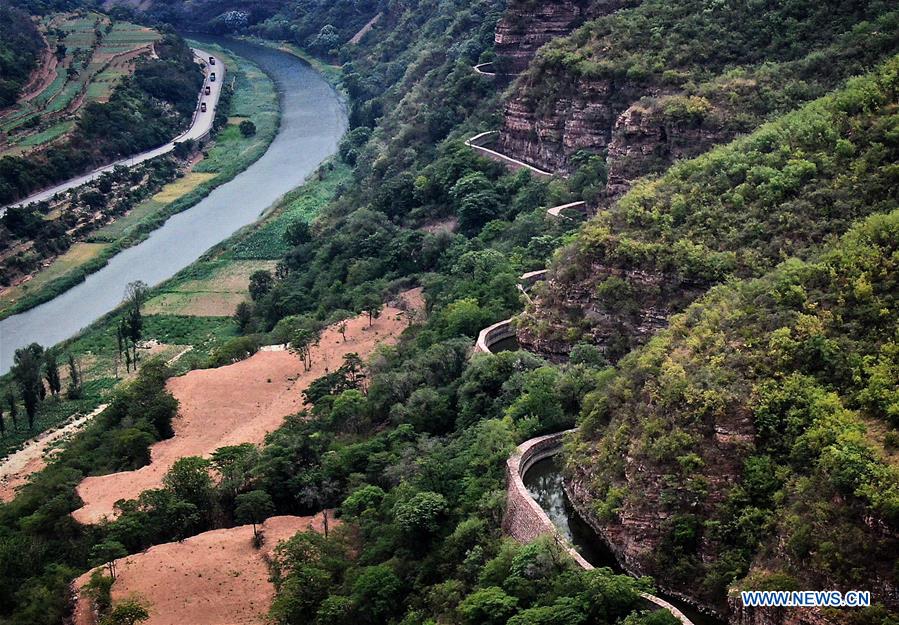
[498,0,899,195]
[0,6,44,107]
[566,207,899,613]
[518,54,899,361]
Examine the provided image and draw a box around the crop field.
[0,12,160,155]
[144,260,277,317]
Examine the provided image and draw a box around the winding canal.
[0,37,347,373]
[523,455,724,625]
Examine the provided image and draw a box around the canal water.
[523,455,724,625]
[0,37,347,373]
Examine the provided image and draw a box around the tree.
[239,120,256,137]
[0,405,5,437]
[350,565,403,624]
[284,219,312,246]
[211,443,259,502]
[12,343,44,430]
[290,328,320,372]
[234,301,254,334]
[458,586,518,625]
[235,490,275,543]
[90,541,128,580]
[44,348,61,397]
[6,391,17,428]
[297,479,340,538]
[163,456,215,513]
[67,353,82,399]
[337,321,347,342]
[249,270,274,301]
[359,293,381,327]
[100,597,150,625]
[393,491,448,541]
[121,281,148,368]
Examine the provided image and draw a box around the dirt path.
[11,30,58,106]
[72,513,333,625]
[0,403,109,502]
[73,294,421,523]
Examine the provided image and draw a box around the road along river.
[1,47,225,214]
[0,38,347,373]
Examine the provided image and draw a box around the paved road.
[1,48,224,214]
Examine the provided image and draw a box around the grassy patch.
[151,172,216,203]
[0,243,109,316]
[144,259,276,316]
[231,161,351,259]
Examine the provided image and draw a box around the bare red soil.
[72,513,333,625]
[73,293,421,524]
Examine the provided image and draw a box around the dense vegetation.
[0,33,202,204]
[0,0,897,624]
[511,0,899,183]
[568,208,899,608]
[0,6,44,107]
[523,53,899,359]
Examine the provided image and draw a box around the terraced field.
[0,13,160,156]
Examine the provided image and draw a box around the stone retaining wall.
[503,431,696,625]
[546,200,589,219]
[465,131,553,179]
[474,317,516,354]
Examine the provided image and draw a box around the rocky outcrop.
[564,418,753,612]
[500,79,734,190]
[605,96,732,197]
[517,260,707,362]
[498,75,637,175]
[494,0,593,74]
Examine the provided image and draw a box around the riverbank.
[0,42,278,321]
[239,36,345,95]
[0,158,348,462]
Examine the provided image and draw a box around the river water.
[523,456,724,625]
[0,37,347,373]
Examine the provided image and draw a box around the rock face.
[494,0,595,74]
[563,407,753,616]
[500,76,734,189]
[516,259,708,362]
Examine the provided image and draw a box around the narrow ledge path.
[465,130,553,179]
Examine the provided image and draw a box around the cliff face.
[516,259,706,362]
[499,74,738,188]
[494,0,597,74]
[494,0,898,192]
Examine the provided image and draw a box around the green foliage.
[571,209,899,603]
[239,119,257,137]
[458,586,519,625]
[0,34,203,204]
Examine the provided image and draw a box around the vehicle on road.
[210,72,216,82]
[205,85,211,95]
[209,56,215,65]
[200,102,207,112]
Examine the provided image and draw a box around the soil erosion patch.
[73,295,419,523]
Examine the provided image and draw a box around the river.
[0,37,347,373]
